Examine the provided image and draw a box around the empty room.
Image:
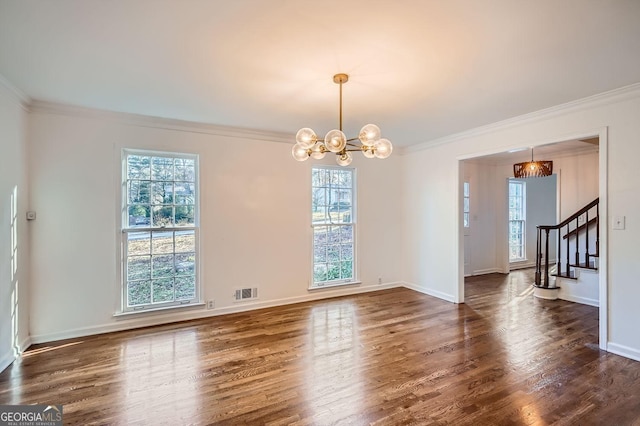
[1,1,640,424]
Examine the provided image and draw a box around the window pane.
[152,182,174,205]
[175,205,194,226]
[152,278,175,303]
[128,155,150,180]
[128,256,150,281]
[314,264,328,283]
[128,232,150,255]
[152,254,175,278]
[175,253,195,276]
[314,245,326,263]
[176,276,196,300]
[152,206,175,227]
[327,262,341,281]
[341,244,353,261]
[175,230,195,252]
[128,205,150,227]
[128,280,151,306]
[128,180,150,204]
[152,157,174,180]
[152,231,174,254]
[174,158,195,181]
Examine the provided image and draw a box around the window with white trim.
[311,166,355,287]
[463,181,470,228]
[122,150,199,311]
[508,180,526,261]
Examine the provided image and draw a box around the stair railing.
[535,198,599,288]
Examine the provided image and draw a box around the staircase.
[534,198,599,289]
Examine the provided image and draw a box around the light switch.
[613,215,625,230]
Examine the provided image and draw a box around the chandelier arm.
[346,137,360,142]
[345,141,361,147]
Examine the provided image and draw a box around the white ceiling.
[1,0,640,147]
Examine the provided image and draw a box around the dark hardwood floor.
[1,269,639,425]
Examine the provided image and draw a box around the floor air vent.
[234,287,258,301]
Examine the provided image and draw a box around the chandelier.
[291,73,393,166]
[513,148,553,178]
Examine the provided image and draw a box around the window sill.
[308,280,361,291]
[114,302,205,318]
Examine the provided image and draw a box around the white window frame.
[509,180,526,262]
[311,166,357,288]
[463,181,470,228]
[120,149,200,312]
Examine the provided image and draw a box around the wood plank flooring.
[2,269,640,425]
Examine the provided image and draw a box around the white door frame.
[456,127,608,350]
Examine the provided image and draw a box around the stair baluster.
[535,198,599,288]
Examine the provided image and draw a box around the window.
[311,166,355,287]
[508,180,526,261]
[463,181,470,228]
[121,150,199,311]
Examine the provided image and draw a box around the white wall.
[26,104,404,342]
[402,84,640,361]
[461,161,501,275]
[0,77,30,371]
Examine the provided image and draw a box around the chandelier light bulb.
[359,124,381,146]
[373,138,393,159]
[336,151,353,166]
[310,142,327,159]
[291,143,310,161]
[362,145,376,158]
[295,128,318,149]
[324,129,347,153]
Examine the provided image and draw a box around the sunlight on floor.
[22,341,85,357]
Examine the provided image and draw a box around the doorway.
[457,131,608,350]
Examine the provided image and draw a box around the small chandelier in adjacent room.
[513,148,553,178]
[291,73,392,166]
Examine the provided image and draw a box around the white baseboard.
[607,342,640,362]
[0,349,15,374]
[29,282,403,344]
[509,261,537,270]
[402,281,456,303]
[558,294,599,307]
[471,268,503,276]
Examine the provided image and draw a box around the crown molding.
[28,100,295,144]
[0,73,31,109]
[406,82,640,153]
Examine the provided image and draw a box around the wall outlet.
[207,300,215,309]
